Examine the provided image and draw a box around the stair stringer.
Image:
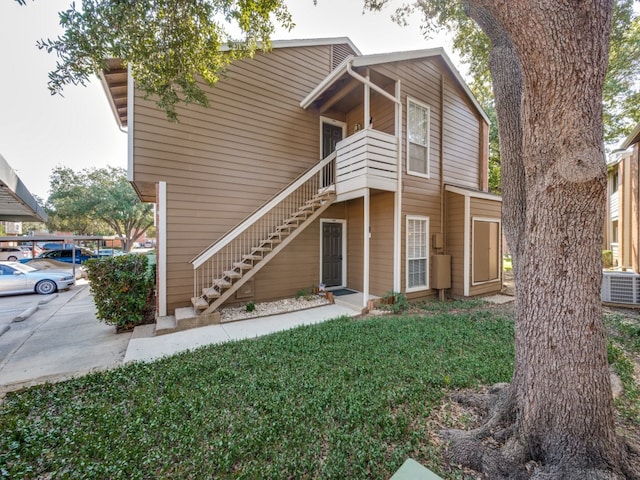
[202,194,336,314]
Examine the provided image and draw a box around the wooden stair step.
[252,247,272,252]
[243,254,263,261]
[224,270,242,279]
[216,279,232,289]
[292,211,309,218]
[202,287,221,299]
[234,262,253,270]
[283,218,300,225]
[262,237,282,244]
[191,296,209,311]
[275,225,293,232]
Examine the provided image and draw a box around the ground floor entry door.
[322,222,343,287]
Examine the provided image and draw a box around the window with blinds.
[406,216,429,291]
[407,98,431,178]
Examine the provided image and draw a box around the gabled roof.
[269,37,361,55]
[621,121,640,149]
[300,47,490,125]
[0,154,47,222]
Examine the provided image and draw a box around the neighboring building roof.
[300,47,490,126]
[621,121,640,149]
[100,58,128,129]
[0,154,47,222]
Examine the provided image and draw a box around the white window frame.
[406,97,431,179]
[471,217,502,286]
[319,116,347,160]
[406,215,429,292]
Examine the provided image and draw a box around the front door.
[322,221,343,287]
[322,122,343,159]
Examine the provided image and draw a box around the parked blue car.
[29,247,97,265]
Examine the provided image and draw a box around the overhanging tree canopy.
[22,0,293,121]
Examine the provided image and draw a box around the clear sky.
[0,0,459,201]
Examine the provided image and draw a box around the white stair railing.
[191,153,336,302]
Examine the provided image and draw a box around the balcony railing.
[335,129,398,195]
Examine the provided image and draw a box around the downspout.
[395,82,403,293]
[346,61,403,293]
[440,73,445,246]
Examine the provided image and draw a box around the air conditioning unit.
[602,271,640,304]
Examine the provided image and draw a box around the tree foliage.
[18,0,293,121]
[46,166,153,251]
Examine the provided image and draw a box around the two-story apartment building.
[101,38,502,332]
[606,122,640,272]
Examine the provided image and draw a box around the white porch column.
[158,181,167,317]
[364,75,371,129]
[363,189,370,308]
[393,80,402,292]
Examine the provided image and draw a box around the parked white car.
[0,247,31,261]
[0,261,75,295]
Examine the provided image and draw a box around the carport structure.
[0,153,47,223]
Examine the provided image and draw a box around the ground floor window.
[472,218,501,284]
[406,216,429,291]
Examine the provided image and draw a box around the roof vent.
[332,44,356,70]
[602,271,640,304]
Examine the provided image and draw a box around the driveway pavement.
[0,282,131,395]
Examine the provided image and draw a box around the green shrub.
[295,287,314,300]
[603,250,614,268]
[381,291,410,314]
[245,302,256,312]
[85,254,155,331]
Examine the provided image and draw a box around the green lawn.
[0,306,515,479]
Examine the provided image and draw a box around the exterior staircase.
[192,188,335,315]
[157,154,337,335]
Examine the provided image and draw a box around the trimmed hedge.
[85,254,155,331]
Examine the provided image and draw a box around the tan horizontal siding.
[441,78,480,189]
[226,202,348,305]
[469,280,502,296]
[470,198,502,219]
[369,192,394,296]
[446,191,466,297]
[347,198,364,291]
[138,44,338,313]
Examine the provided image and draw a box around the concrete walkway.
[0,283,360,397]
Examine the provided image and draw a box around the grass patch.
[605,312,640,425]
[0,312,514,479]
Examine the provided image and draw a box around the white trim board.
[470,216,502,287]
[445,184,502,202]
[158,181,167,317]
[319,218,347,289]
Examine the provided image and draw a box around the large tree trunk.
[447,1,640,477]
